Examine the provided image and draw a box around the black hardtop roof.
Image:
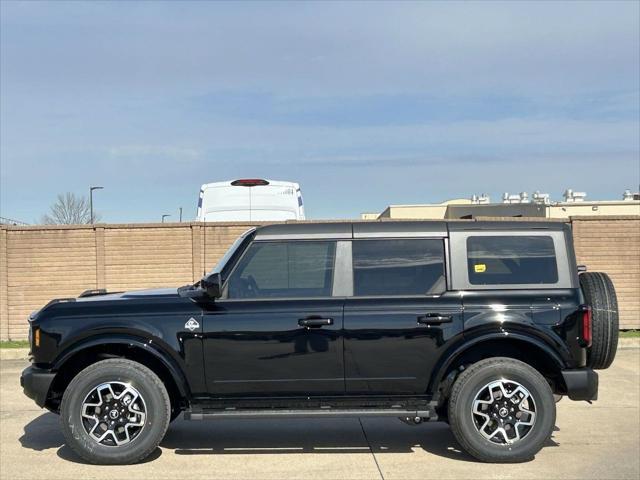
[253,220,567,240]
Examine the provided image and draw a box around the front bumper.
[20,366,55,408]
[562,368,598,401]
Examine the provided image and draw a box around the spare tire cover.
[579,272,619,370]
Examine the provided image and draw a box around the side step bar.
[185,408,435,420]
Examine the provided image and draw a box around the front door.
[202,240,344,396]
[343,238,463,395]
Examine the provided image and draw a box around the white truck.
[196,179,305,222]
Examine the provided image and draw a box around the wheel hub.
[471,379,537,445]
[81,382,147,447]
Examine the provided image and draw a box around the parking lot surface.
[1,349,638,480]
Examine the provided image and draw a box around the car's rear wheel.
[61,359,170,465]
[448,357,555,463]
[579,271,619,369]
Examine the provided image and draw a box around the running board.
[185,408,434,420]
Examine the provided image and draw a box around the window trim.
[333,241,353,297]
[350,237,448,298]
[449,230,573,290]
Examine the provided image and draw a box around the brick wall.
[0,217,638,340]
[4,227,98,340]
[572,216,640,330]
[0,222,260,340]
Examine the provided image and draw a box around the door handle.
[417,313,453,325]
[298,317,333,328]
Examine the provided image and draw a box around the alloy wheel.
[80,382,147,446]
[471,378,536,445]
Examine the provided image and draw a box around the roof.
[201,179,300,189]
[446,221,567,231]
[254,222,353,240]
[385,198,473,207]
[253,220,567,240]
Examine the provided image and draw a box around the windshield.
[206,227,256,278]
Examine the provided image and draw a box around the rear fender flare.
[429,332,567,397]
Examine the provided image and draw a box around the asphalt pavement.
[1,349,638,480]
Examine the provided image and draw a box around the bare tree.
[41,192,101,225]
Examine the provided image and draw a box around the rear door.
[249,182,300,221]
[201,184,251,221]
[343,231,463,395]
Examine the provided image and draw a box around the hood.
[74,287,179,303]
[30,287,184,323]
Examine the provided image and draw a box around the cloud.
[107,145,203,161]
[186,90,640,128]
[2,1,638,96]
[1,1,638,222]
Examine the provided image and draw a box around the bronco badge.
[184,317,200,332]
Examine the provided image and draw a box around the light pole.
[89,186,103,224]
[162,214,171,223]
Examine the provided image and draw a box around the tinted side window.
[467,236,558,285]
[227,241,335,298]
[353,239,446,296]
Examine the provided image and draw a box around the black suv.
[21,221,619,464]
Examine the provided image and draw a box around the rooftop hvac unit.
[563,189,587,202]
[471,194,491,204]
[532,191,550,205]
[502,192,530,204]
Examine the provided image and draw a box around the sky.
[1,1,639,223]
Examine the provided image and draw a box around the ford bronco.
[21,221,619,464]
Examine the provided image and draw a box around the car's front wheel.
[448,357,555,463]
[61,358,171,465]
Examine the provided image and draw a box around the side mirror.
[177,285,207,299]
[178,272,222,300]
[201,272,222,298]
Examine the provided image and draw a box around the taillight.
[231,179,269,187]
[580,305,592,347]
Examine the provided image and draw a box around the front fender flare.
[52,334,190,398]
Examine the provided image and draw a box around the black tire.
[448,357,555,463]
[579,272,619,370]
[61,359,171,465]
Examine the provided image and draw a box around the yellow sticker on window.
[474,264,487,273]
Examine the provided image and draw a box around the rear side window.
[467,236,558,285]
[353,239,446,296]
[227,241,335,298]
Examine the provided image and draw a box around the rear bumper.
[20,365,55,408]
[562,368,598,401]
